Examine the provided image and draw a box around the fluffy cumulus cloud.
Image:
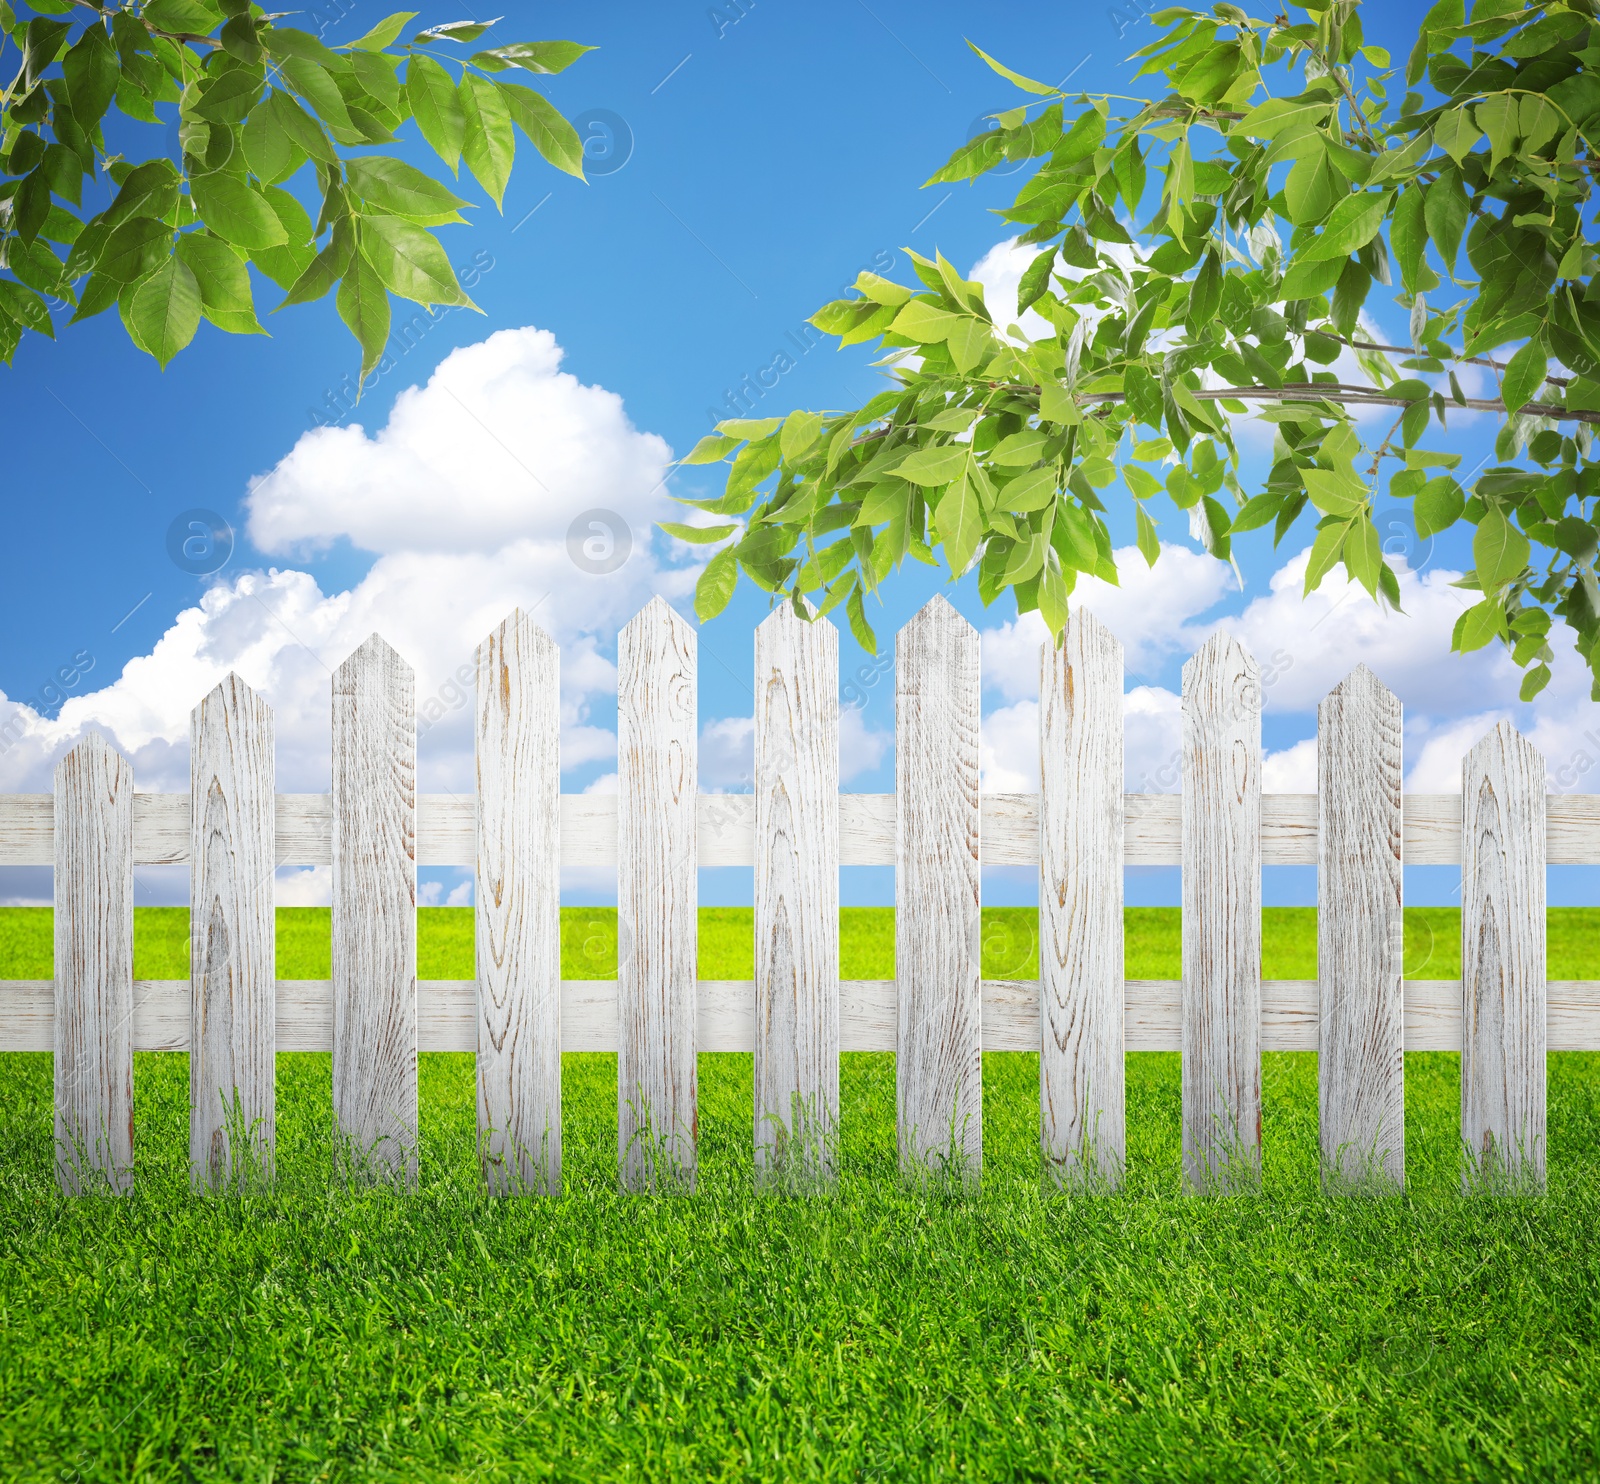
[0,327,687,902]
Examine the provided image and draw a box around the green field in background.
[1,904,1596,981]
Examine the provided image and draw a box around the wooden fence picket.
[1039,610,1124,1189]
[1181,632,1262,1194]
[617,597,698,1189]
[1461,722,1547,1190]
[1317,666,1405,1191]
[895,596,982,1182]
[475,610,562,1195]
[54,733,134,1195]
[753,604,839,1185]
[189,675,276,1191]
[331,635,418,1183]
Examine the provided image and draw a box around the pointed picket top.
[476,608,557,665]
[900,591,975,644]
[1056,607,1123,667]
[194,672,272,727]
[55,727,124,783]
[755,598,834,641]
[623,593,695,645]
[1323,662,1396,709]
[335,632,414,686]
[1465,718,1545,778]
[1182,629,1259,703]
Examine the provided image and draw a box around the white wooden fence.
[3,595,1598,1196]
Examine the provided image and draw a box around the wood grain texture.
[331,636,418,1183]
[475,610,562,1195]
[1039,610,1125,1189]
[0,789,1595,867]
[617,597,698,1190]
[53,733,135,1195]
[1461,722,1547,1190]
[1317,666,1405,1191]
[1181,633,1262,1194]
[14,976,1600,1055]
[895,596,983,1182]
[189,675,276,1190]
[753,605,840,1184]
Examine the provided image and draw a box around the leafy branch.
[674,0,1600,702]
[0,1,592,374]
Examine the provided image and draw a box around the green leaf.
[97,216,171,283]
[343,11,418,50]
[1475,94,1515,173]
[1185,248,1222,332]
[1016,248,1055,313]
[1519,662,1552,701]
[1432,104,1481,166]
[498,83,585,180]
[242,97,297,183]
[1303,467,1366,516]
[175,231,264,334]
[892,444,967,486]
[346,156,470,224]
[406,54,467,175]
[719,417,784,440]
[127,255,202,367]
[779,410,823,462]
[1501,337,1548,414]
[946,316,991,374]
[359,215,475,308]
[966,41,1055,96]
[1303,520,1350,593]
[190,171,288,250]
[265,88,336,165]
[1135,505,1160,566]
[683,432,742,465]
[194,65,264,123]
[1283,141,1342,226]
[337,251,390,383]
[888,300,963,342]
[999,465,1057,512]
[662,521,738,544]
[1301,191,1393,262]
[1423,167,1468,269]
[460,73,516,206]
[278,218,355,307]
[1452,598,1506,653]
[935,472,983,573]
[475,40,593,74]
[695,546,739,620]
[1390,184,1426,294]
[278,57,355,137]
[414,18,497,44]
[1414,476,1464,537]
[1341,516,1382,595]
[62,24,118,127]
[0,279,53,338]
[847,586,876,654]
[1474,507,1530,590]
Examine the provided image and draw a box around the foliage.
[0,1,589,376]
[681,0,1600,700]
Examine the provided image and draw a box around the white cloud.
[0,326,699,903]
[245,327,673,557]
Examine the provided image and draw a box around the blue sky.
[3,0,1596,911]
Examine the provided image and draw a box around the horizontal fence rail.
[6,978,1600,1054]
[1,600,1595,1198]
[0,791,1597,867]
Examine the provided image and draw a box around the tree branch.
[1068,382,1600,424]
[1324,333,1573,388]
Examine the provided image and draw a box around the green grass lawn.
[2,907,1599,1480]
